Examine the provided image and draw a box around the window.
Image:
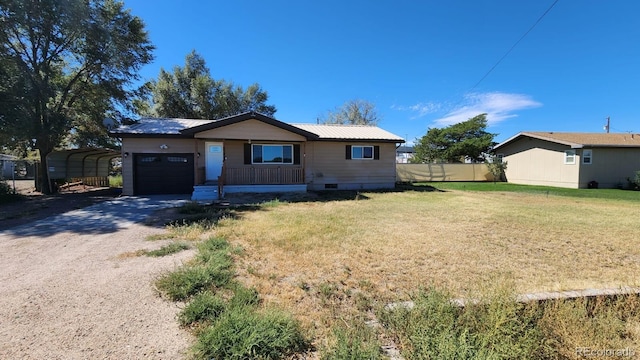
[139,156,161,163]
[352,146,374,159]
[345,145,380,160]
[167,156,188,163]
[582,149,592,164]
[564,150,576,164]
[252,144,293,164]
[496,154,504,163]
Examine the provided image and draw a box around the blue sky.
[123,0,639,143]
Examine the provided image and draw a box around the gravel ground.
[0,201,195,359]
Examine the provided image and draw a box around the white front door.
[205,142,224,181]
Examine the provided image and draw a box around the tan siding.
[121,138,200,195]
[500,138,580,188]
[306,141,397,190]
[578,148,640,188]
[194,119,306,142]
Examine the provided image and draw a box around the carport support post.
[10,160,16,194]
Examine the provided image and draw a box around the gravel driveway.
[0,196,194,359]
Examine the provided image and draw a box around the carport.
[46,149,120,192]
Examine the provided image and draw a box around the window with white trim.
[564,150,576,164]
[252,144,293,164]
[582,149,592,164]
[352,146,374,160]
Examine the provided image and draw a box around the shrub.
[192,307,308,360]
[627,170,640,190]
[0,180,22,204]
[108,175,123,188]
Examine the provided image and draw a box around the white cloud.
[392,102,442,119]
[432,92,542,126]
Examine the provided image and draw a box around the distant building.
[1,154,17,179]
[396,146,414,163]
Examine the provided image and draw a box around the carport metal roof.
[46,149,120,180]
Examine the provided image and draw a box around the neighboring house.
[396,146,414,163]
[1,154,18,179]
[493,131,640,189]
[110,112,404,199]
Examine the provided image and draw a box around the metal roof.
[495,131,640,150]
[111,113,405,142]
[46,148,120,180]
[0,154,18,161]
[111,118,214,135]
[292,124,405,142]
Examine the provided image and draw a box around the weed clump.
[380,285,640,360]
[157,236,309,359]
[155,237,233,301]
[143,242,190,257]
[193,307,307,360]
[321,320,383,360]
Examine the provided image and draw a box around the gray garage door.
[134,153,194,195]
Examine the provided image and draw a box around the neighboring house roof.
[495,131,640,150]
[110,112,405,143]
[0,154,18,161]
[396,146,414,153]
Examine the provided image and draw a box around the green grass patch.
[157,234,310,358]
[415,181,640,201]
[143,242,190,257]
[178,291,227,327]
[155,237,234,301]
[192,306,308,360]
[321,320,383,360]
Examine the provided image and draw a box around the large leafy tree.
[0,0,154,192]
[139,51,276,119]
[320,99,380,125]
[412,113,496,163]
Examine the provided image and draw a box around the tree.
[0,0,154,192]
[320,99,380,125]
[412,114,496,163]
[486,155,508,183]
[139,51,276,119]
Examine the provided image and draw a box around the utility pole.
[604,116,610,133]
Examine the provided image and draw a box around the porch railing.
[224,166,304,185]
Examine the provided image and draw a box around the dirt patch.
[0,184,194,359]
[0,181,121,230]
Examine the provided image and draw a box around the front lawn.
[163,186,640,358]
[415,181,640,201]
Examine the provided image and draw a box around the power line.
[469,0,560,92]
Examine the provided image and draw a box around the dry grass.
[205,190,640,343]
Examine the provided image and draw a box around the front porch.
[191,166,307,201]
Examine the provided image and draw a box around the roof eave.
[315,138,405,143]
[494,132,582,150]
[108,132,193,139]
[180,111,320,140]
